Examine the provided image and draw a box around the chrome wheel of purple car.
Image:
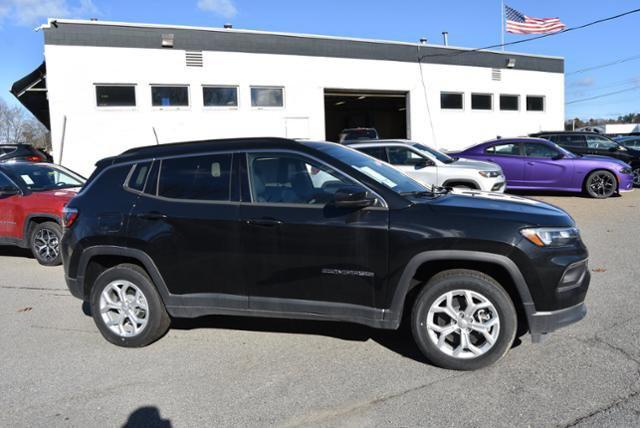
[586,170,616,199]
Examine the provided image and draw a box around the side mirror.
[333,186,375,208]
[0,186,20,197]
[414,159,435,169]
[552,153,565,160]
[608,146,618,152]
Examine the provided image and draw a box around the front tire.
[585,170,617,198]
[30,221,62,266]
[411,269,517,370]
[90,264,170,347]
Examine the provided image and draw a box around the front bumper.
[618,173,634,191]
[528,302,587,342]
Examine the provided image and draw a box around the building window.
[440,92,463,110]
[500,95,519,111]
[151,85,189,107]
[158,154,232,201]
[203,86,238,107]
[251,86,284,107]
[526,96,544,111]
[471,94,492,110]
[95,85,136,107]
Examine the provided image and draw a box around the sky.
[0,0,638,121]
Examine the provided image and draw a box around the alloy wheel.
[633,168,640,186]
[425,289,500,359]
[99,280,149,337]
[33,228,59,262]
[589,173,615,197]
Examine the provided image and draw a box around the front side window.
[500,95,519,111]
[586,135,619,150]
[471,94,492,110]
[203,86,238,107]
[554,134,587,148]
[485,143,520,156]
[248,153,356,205]
[359,146,388,162]
[151,86,189,107]
[309,143,428,195]
[3,164,84,191]
[386,147,427,166]
[526,96,544,111]
[441,92,463,110]
[525,143,559,158]
[158,154,232,201]
[96,85,136,107]
[251,87,284,107]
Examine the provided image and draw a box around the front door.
[385,146,439,187]
[523,142,574,189]
[238,151,388,316]
[586,134,630,162]
[127,153,246,308]
[0,172,21,240]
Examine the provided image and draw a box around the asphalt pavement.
[1,190,639,427]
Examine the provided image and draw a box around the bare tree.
[0,96,50,150]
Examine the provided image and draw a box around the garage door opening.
[324,90,408,142]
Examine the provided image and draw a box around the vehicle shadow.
[0,246,33,259]
[122,406,172,428]
[172,315,523,363]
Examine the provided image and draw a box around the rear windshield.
[342,129,378,141]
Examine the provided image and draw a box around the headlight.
[479,170,502,178]
[520,227,580,247]
[620,167,632,174]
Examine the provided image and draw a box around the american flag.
[505,5,566,34]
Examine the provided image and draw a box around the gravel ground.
[0,190,639,427]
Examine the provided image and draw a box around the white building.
[12,19,565,176]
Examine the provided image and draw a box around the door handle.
[244,218,283,227]
[527,162,535,166]
[136,212,167,221]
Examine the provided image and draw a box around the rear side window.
[485,143,520,156]
[555,135,587,148]
[126,162,152,192]
[0,147,17,155]
[359,147,388,162]
[158,154,232,201]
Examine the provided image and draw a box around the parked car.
[62,138,590,370]
[450,138,634,198]
[614,135,640,150]
[531,131,640,186]
[338,127,379,143]
[0,162,85,265]
[348,139,506,192]
[0,143,52,163]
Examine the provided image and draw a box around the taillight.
[62,207,79,227]
[24,155,43,162]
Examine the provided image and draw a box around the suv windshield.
[414,143,455,164]
[311,143,429,195]
[5,163,84,191]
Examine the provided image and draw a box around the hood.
[447,158,501,171]
[579,155,630,167]
[35,187,81,200]
[412,189,573,227]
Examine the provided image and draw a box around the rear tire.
[29,221,62,266]
[90,263,170,347]
[411,269,517,370]
[585,170,617,198]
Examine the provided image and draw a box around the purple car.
[451,138,634,198]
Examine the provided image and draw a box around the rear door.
[238,151,388,315]
[127,152,246,307]
[552,134,588,156]
[483,142,526,186]
[523,142,574,188]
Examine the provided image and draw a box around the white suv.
[349,140,506,192]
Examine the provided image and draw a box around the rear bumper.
[65,275,84,300]
[528,302,587,342]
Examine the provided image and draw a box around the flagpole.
[501,0,505,51]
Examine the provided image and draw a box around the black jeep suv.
[531,131,640,186]
[61,138,589,370]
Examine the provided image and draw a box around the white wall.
[44,44,564,176]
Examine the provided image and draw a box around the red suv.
[0,162,84,265]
